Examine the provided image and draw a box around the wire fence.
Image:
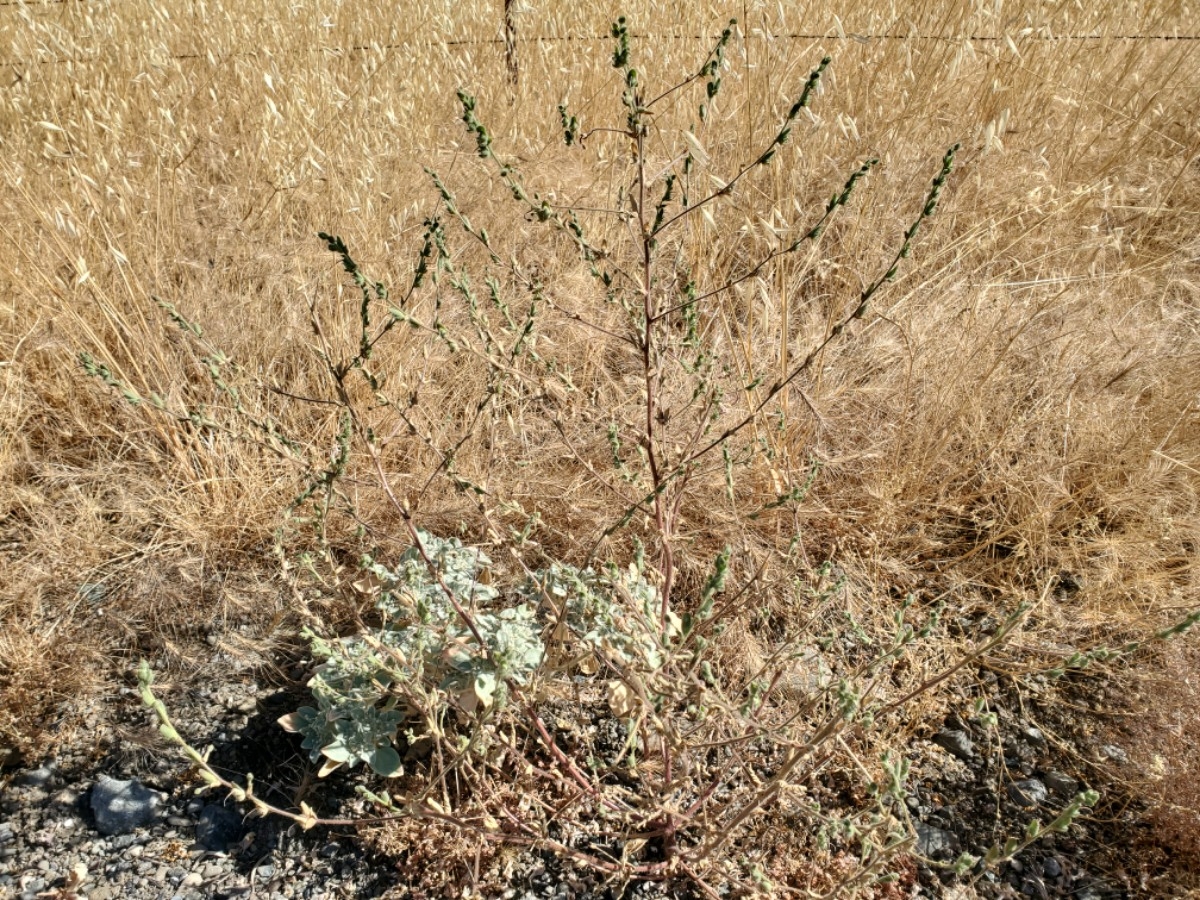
[2,21,1198,71]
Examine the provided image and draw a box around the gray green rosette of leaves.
[278,629,409,777]
[282,531,684,777]
[280,530,545,776]
[441,604,545,712]
[377,529,499,624]
[519,561,680,671]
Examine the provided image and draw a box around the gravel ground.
[0,672,400,900]
[0,650,1163,900]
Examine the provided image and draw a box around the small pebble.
[932,729,975,761]
[1007,778,1049,807]
[16,767,54,788]
[1043,771,1079,796]
[1099,744,1129,765]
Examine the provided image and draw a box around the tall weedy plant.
[89,17,1105,897]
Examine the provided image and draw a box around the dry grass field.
[1,0,1199,892]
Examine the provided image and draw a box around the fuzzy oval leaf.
[367,745,403,777]
[277,708,313,733]
[321,741,353,763]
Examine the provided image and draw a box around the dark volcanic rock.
[932,728,975,761]
[1043,770,1079,796]
[195,803,244,851]
[1007,778,1049,807]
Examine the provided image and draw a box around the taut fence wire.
[2,25,1198,71]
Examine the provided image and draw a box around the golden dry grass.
[1,0,1198,873]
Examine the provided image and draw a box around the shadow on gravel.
[186,686,401,898]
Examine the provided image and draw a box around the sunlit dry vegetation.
[1,0,1198,891]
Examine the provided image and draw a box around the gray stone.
[932,729,975,761]
[15,766,54,788]
[1099,744,1128,765]
[915,822,955,858]
[1043,857,1062,878]
[90,777,164,836]
[1043,771,1079,796]
[195,804,244,851]
[1007,778,1049,807]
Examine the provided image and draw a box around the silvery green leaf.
[321,741,353,763]
[367,745,403,777]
